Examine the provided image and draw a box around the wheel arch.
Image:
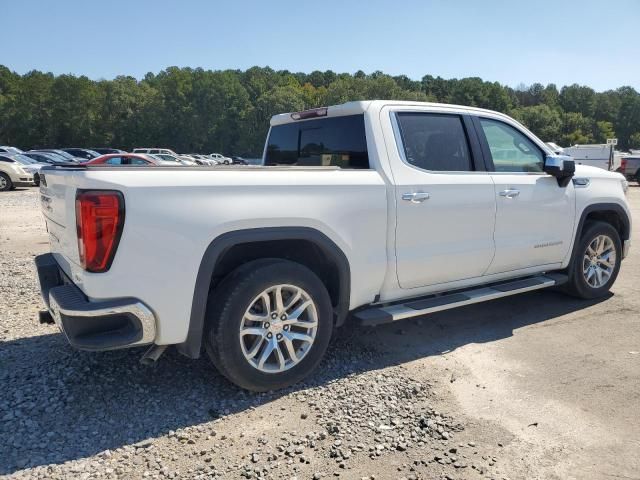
[579,203,630,242]
[565,202,631,273]
[176,227,351,358]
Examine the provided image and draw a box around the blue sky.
[2,0,639,91]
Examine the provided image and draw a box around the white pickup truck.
[35,100,632,391]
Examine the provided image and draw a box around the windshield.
[32,152,66,162]
[36,150,75,162]
[44,153,68,162]
[46,150,75,160]
[13,154,38,165]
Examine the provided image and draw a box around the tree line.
[1,64,639,156]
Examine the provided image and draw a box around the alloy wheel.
[239,284,318,373]
[582,234,616,288]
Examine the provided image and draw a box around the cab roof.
[269,100,511,126]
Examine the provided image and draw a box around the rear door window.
[265,115,369,169]
[395,113,473,171]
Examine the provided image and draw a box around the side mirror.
[544,154,575,187]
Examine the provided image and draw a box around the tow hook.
[140,344,168,365]
[38,310,55,324]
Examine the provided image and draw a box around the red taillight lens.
[620,158,627,170]
[75,190,125,273]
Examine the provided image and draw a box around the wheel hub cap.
[239,284,318,373]
[582,234,616,288]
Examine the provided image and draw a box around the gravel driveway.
[1,186,638,479]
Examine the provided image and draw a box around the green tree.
[511,105,562,142]
[560,112,595,146]
[1,64,639,155]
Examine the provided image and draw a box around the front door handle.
[402,192,430,203]
[499,189,520,199]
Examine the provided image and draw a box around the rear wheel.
[0,173,12,191]
[565,221,622,299]
[204,259,333,391]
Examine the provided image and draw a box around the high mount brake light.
[290,107,328,120]
[75,190,125,273]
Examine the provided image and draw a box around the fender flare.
[575,202,630,241]
[565,202,631,272]
[176,227,351,358]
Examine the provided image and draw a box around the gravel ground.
[1,186,639,479]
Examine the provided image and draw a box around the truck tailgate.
[39,168,81,272]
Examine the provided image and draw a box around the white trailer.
[563,144,620,171]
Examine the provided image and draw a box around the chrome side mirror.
[544,154,575,187]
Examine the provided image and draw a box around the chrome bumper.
[35,253,156,351]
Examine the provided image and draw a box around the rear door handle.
[499,189,520,199]
[402,192,430,203]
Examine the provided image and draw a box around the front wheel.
[565,221,622,299]
[0,172,12,191]
[204,259,333,391]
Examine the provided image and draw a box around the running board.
[354,273,568,326]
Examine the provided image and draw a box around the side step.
[354,273,568,326]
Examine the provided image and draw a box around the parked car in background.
[186,154,215,165]
[618,155,640,184]
[133,148,179,156]
[90,148,127,155]
[10,154,47,186]
[0,146,24,154]
[152,153,197,166]
[61,148,101,161]
[231,156,248,165]
[37,149,84,162]
[86,153,175,166]
[209,153,231,164]
[23,151,69,165]
[0,154,35,190]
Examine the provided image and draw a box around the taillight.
[620,158,627,170]
[75,190,125,273]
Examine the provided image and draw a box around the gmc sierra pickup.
[35,100,632,391]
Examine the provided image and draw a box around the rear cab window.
[264,115,369,169]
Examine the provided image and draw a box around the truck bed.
[38,164,389,345]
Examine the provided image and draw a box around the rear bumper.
[35,253,156,351]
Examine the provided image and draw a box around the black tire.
[204,259,333,391]
[33,173,40,187]
[565,221,622,299]
[0,172,12,192]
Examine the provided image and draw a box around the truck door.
[384,108,497,289]
[473,116,575,274]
